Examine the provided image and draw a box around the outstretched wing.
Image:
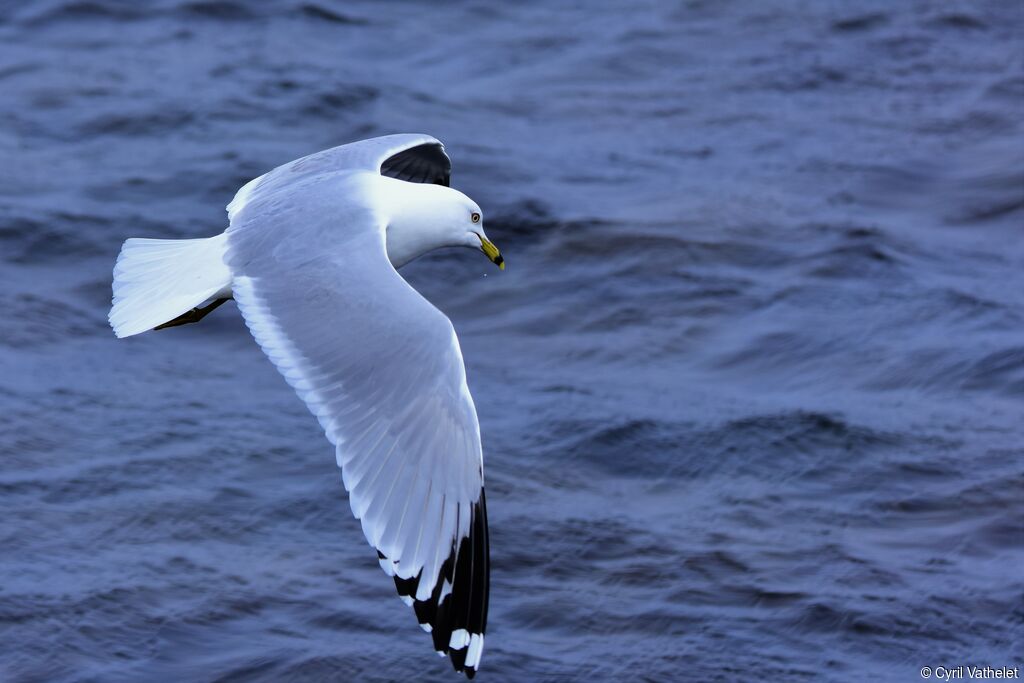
[226,179,488,677]
[227,134,451,222]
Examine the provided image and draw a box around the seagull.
[108,134,501,678]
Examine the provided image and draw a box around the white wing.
[226,171,488,677]
[227,133,451,221]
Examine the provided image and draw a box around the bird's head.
[383,179,505,270]
[449,193,504,271]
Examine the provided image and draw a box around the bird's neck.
[378,177,454,269]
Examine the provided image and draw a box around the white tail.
[109,233,232,338]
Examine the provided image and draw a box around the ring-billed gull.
[108,134,501,677]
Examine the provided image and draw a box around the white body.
[109,172,487,339]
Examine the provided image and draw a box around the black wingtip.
[380,142,452,187]
[376,490,489,676]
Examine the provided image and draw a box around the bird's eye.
[471,212,481,224]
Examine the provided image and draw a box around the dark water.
[1,1,1022,681]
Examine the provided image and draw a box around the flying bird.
[109,134,500,677]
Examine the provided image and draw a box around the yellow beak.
[478,235,505,270]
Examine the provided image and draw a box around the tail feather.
[109,234,232,338]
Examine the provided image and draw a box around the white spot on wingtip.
[400,595,413,606]
[420,622,433,633]
[449,628,469,650]
[466,633,484,668]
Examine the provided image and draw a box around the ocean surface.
[1,1,1022,681]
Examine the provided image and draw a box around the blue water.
[1,1,1022,681]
